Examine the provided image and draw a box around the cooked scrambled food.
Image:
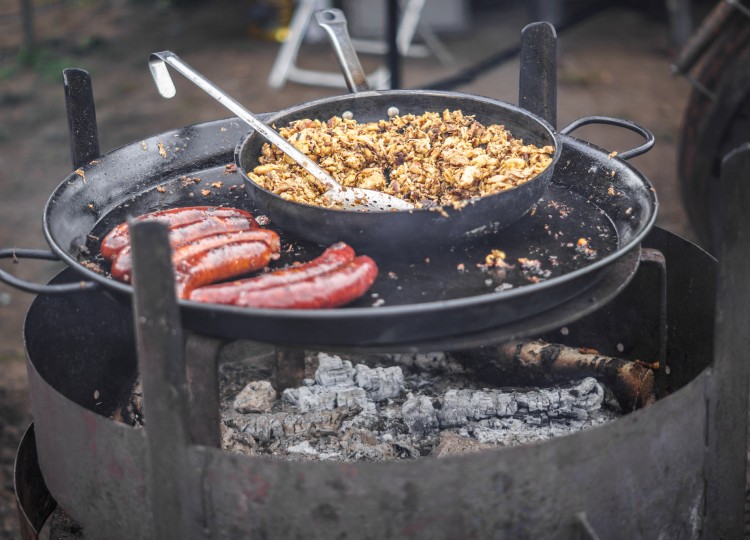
[248,109,554,208]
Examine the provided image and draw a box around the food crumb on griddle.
[518,257,552,281]
[574,237,598,260]
[482,249,509,269]
[225,163,238,174]
[181,175,202,187]
[255,215,271,226]
[80,260,104,274]
[201,189,211,196]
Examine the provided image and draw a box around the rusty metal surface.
[197,374,708,539]
[22,226,719,539]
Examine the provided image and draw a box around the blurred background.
[0,0,730,535]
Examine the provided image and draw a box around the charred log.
[457,340,655,411]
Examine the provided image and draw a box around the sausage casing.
[111,228,280,283]
[191,255,378,309]
[189,242,354,304]
[175,240,273,298]
[100,206,256,261]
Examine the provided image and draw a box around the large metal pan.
[237,90,564,254]
[0,114,656,350]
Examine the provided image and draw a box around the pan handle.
[0,248,98,294]
[559,116,655,160]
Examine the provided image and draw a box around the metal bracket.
[638,248,668,398]
[519,21,557,129]
[130,220,194,539]
[63,68,100,169]
[186,333,223,448]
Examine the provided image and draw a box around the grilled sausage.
[100,206,256,261]
[191,255,378,309]
[188,242,354,304]
[111,228,280,283]
[175,240,274,298]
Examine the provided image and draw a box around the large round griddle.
[7,116,656,349]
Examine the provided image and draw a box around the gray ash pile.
[218,350,620,461]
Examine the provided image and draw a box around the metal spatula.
[148,51,413,212]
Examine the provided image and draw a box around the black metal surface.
[519,22,557,128]
[636,248,668,398]
[63,68,100,170]
[703,144,750,537]
[236,90,561,253]
[14,425,56,540]
[0,116,656,348]
[22,226,719,539]
[185,333,222,447]
[559,116,654,160]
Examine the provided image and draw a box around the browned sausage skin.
[190,255,378,309]
[111,228,280,283]
[175,240,273,298]
[188,242,354,304]
[100,206,256,261]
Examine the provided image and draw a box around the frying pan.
[0,114,656,350]
[234,11,653,254]
[237,90,563,254]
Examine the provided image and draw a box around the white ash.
[220,352,620,461]
[401,394,439,436]
[438,377,604,426]
[282,354,404,413]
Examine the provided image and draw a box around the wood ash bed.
[118,341,654,461]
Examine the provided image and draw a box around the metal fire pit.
[17,220,742,539]
[13,19,750,539]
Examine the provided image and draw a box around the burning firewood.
[487,340,656,411]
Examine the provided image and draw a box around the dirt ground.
[0,0,701,536]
